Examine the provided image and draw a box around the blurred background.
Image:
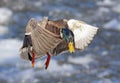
[0,0,120,83]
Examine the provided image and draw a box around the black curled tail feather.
[21,35,33,49]
[28,52,32,61]
[20,35,33,61]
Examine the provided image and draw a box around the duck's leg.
[31,50,35,67]
[45,52,51,69]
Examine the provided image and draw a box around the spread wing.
[31,24,63,58]
[48,19,68,28]
[67,19,98,50]
[20,17,68,60]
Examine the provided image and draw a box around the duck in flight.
[20,17,98,69]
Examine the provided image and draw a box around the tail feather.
[20,35,33,61]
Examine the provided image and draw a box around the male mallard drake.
[20,17,98,69]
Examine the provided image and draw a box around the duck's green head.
[61,28,75,53]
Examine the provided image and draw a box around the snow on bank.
[0,7,13,24]
[68,55,94,68]
[48,59,74,73]
[0,39,22,63]
[34,58,76,76]
[97,0,115,6]
[103,19,120,31]
[112,4,120,13]
[95,7,110,17]
[0,26,9,36]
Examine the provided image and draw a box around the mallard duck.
[20,17,98,69]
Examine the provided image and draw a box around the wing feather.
[68,19,98,50]
[48,19,68,28]
[31,24,63,58]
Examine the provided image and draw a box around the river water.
[0,0,120,83]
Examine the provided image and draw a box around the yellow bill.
[68,42,75,53]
